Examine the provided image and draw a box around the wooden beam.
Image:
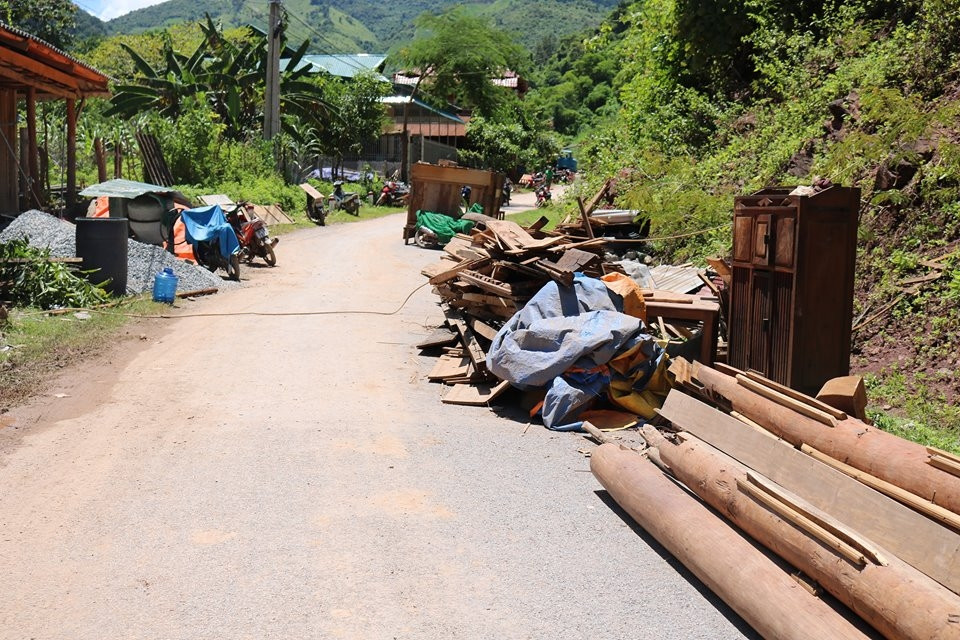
[0,50,81,97]
[658,390,960,595]
[25,87,41,209]
[576,196,594,239]
[66,98,76,207]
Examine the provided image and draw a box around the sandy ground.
[0,214,754,639]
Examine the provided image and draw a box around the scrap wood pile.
[417,216,717,427]
[592,356,960,640]
[418,216,612,409]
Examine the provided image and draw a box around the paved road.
[0,214,753,639]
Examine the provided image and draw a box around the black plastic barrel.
[75,217,129,297]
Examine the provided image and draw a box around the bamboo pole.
[590,444,873,640]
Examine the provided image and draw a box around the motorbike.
[535,185,552,207]
[376,181,409,207]
[224,202,278,267]
[179,205,242,281]
[330,181,361,215]
[501,178,512,206]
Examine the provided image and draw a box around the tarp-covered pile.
[417,217,680,429]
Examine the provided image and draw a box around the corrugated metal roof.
[0,22,110,97]
[380,95,464,123]
[280,53,386,78]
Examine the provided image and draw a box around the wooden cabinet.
[728,186,860,395]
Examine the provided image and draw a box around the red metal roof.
[0,22,110,98]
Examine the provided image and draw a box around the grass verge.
[0,297,167,409]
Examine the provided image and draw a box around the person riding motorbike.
[330,181,360,215]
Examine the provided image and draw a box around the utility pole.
[263,0,282,140]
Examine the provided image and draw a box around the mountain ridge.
[78,0,620,53]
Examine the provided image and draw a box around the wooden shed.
[0,22,109,214]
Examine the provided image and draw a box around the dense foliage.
[532,0,960,438]
[0,0,77,48]
[0,240,110,310]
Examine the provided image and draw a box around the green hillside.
[531,0,960,446]
[100,0,619,53]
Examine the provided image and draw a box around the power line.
[241,0,372,75]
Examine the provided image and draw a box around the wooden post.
[66,98,77,208]
[93,137,107,183]
[26,88,41,209]
[0,89,17,212]
[19,128,29,211]
[642,426,960,640]
[693,362,960,516]
[591,444,873,640]
[114,140,122,178]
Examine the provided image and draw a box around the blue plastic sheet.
[486,274,661,429]
[180,205,241,259]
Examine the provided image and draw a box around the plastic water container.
[152,267,178,303]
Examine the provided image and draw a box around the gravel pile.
[0,209,239,295]
[0,209,76,257]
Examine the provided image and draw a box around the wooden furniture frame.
[728,186,860,394]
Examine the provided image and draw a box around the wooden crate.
[403,162,504,241]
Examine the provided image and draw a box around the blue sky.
[75,0,167,21]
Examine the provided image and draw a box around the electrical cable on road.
[20,282,432,320]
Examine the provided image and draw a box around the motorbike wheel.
[263,244,277,267]
[414,227,438,249]
[227,254,241,281]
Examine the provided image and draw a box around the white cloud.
[97,0,170,21]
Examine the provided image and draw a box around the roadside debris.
[1,210,236,295]
[416,215,718,428]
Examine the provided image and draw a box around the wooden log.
[641,426,960,640]
[590,444,873,640]
[693,361,960,517]
[657,390,960,595]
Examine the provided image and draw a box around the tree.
[317,72,389,176]
[460,99,561,174]
[391,7,528,178]
[105,17,331,142]
[0,0,77,49]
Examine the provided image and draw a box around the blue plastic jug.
[152,267,177,303]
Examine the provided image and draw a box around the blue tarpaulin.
[486,274,662,429]
[180,205,241,259]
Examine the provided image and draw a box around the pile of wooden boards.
[417,217,620,406]
[419,217,613,324]
[591,356,960,640]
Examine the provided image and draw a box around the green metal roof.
[280,54,387,79]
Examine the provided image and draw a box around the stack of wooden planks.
[591,356,960,640]
[419,217,613,324]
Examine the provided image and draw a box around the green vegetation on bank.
[530,0,960,447]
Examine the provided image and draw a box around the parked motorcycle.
[535,185,552,207]
[179,205,242,281]
[330,181,361,215]
[501,178,512,206]
[376,181,409,207]
[224,202,278,267]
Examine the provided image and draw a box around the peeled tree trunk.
[693,363,960,517]
[641,427,960,640]
[590,444,873,640]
